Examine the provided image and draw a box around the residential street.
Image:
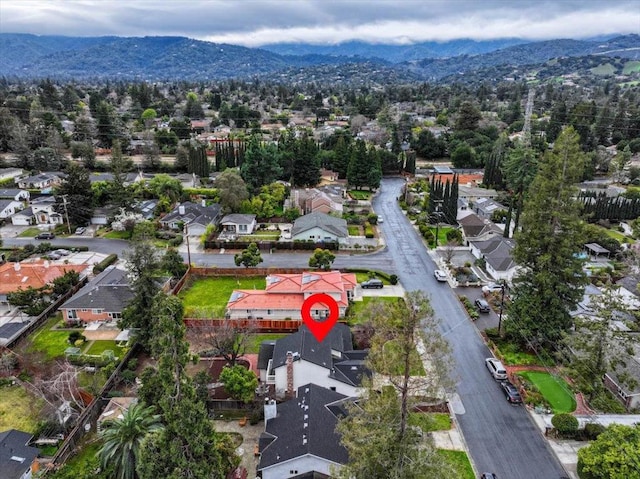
[373,177,568,478]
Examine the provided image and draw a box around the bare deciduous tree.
[190,319,256,366]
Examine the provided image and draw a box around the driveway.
[374,178,568,479]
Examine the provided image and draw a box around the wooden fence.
[204,239,339,251]
[185,318,304,333]
[47,343,141,470]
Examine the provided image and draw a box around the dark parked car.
[500,381,522,404]
[35,232,55,240]
[480,474,497,479]
[361,279,384,289]
[475,298,491,313]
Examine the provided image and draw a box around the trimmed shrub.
[552,413,579,437]
[389,274,398,285]
[583,422,606,440]
[93,253,118,274]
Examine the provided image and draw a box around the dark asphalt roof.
[61,266,134,312]
[258,384,350,471]
[0,429,40,479]
[0,322,27,340]
[257,341,276,370]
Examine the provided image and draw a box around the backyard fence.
[185,318,304,332]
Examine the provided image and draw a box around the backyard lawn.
[247,334,287,353]
[179,276,266,318]
[83,340,125,358]
[348,225,361,236]
[518,371,576,413]
[27,316,79,360]
[437,450,475,479]
[0,384,44,433]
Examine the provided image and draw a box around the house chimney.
[264,398,277,422]
[286,351,295,399]
[178,204,185,215]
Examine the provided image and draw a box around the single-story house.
[60,266,134,324]
[220,214,257,237]
[0,260,91,307]
[0,189,30,202]
[603,343,640,411]
[0,429,41,479]
[258,323,368,398]
[226,271,357,321]
[473,198,507,220]
[0,167,25,182]
[10,207,34,226]
[0,199,23,220]
[160,201,223,237]
[258,384,350,479]
[291,212,348,245]
[469,237,518,281]
[17,172,65,193]
[458,213,502,245]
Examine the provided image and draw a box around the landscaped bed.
[179,276,266,318]
[518,371,576,413]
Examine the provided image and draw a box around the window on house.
[110,312,122,319]
[239,224,247,232]
[68,310,77,319]
[81,309,88,312]
[92,309,102,314]
[267,309,272,315]
[330,387,336,391]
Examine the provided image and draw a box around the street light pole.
[184,223,191,266]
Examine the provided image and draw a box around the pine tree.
[347,140,370,189]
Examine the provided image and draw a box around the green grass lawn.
[240,232,281,241]
[603,227,631,243]
[437,450,475,479]
[52,436,102,476]
[247,333,287,353]
[0,384,45,433]
[429,226,454,248]
[27,316,79,360]
[179,276,266,317]
[348,190,372,200]
[347,296,402,324]
[18,227,42,237]
[493,339,552,366]
[380,340,425,376]
[408,412,451,432]
[348,225,361,236]
[103,230,131,240]
[623,60,640,74]
[518,371,576,413]
[83,340,125,358]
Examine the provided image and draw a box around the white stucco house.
[219,213,257,238]
[291,211,348,245]
[0,199,23,220]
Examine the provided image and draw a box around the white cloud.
[1,0,638,45]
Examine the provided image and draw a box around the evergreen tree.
[502,141,538,237]
[332,135,350,179]
[507,127,588,349]
[240,135,283,192]
[347,140,370,189]
[483,134,509,189]
[109,140,132,209]
[187,141,210,178]
[291,133,321,187]
[55,163,93,228]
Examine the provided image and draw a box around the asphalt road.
[374,178,567,478]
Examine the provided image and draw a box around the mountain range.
[0,33,638,83]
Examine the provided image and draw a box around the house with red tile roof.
[0,261,90,307]
[225,271,357,320]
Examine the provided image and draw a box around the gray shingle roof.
[458,213,501,238]
[161,201,222,227]
[258,384,350,471]
[291,212,348,238]
[0,189,26,199]
[220,213,256,225]
[61,267,134,312]
[0,429,40,479]
[470,237,516,272]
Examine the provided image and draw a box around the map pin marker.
[301,293,339,342]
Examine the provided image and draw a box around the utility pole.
[433,199,443,248]
[498,282,506,336]
[61,195,71,234]
[184,223,191,266]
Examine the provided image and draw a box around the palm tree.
[98,402,163,479]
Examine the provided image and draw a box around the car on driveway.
[475,298,491,313]
[434,270,448,282]
[500,381,522,404]
[75,226,86,235]
[361,279,383,289]
[35,232,55,240]
[485,357,508,380]
[482,282,504,294]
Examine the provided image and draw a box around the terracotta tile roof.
[0,261,89,294]
[431,173,483,186]
[265,271,356,294]
[227,290,350,310]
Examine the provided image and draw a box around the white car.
[482,283,504,294]
[378,216,384,224]
[434,270,448,282]
[485,357,508,380]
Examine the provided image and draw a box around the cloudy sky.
[1,0,638,46]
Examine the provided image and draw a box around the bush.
[93,253,118,274]
[169,234,183,247]
[552,413,579,437]
[583,422,606,440]
[389,274,398,285]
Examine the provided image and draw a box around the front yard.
[517,371,576,413]
[179,276,266,318]
[346,296,401,324]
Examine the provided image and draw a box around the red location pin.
[301,293,339,342]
